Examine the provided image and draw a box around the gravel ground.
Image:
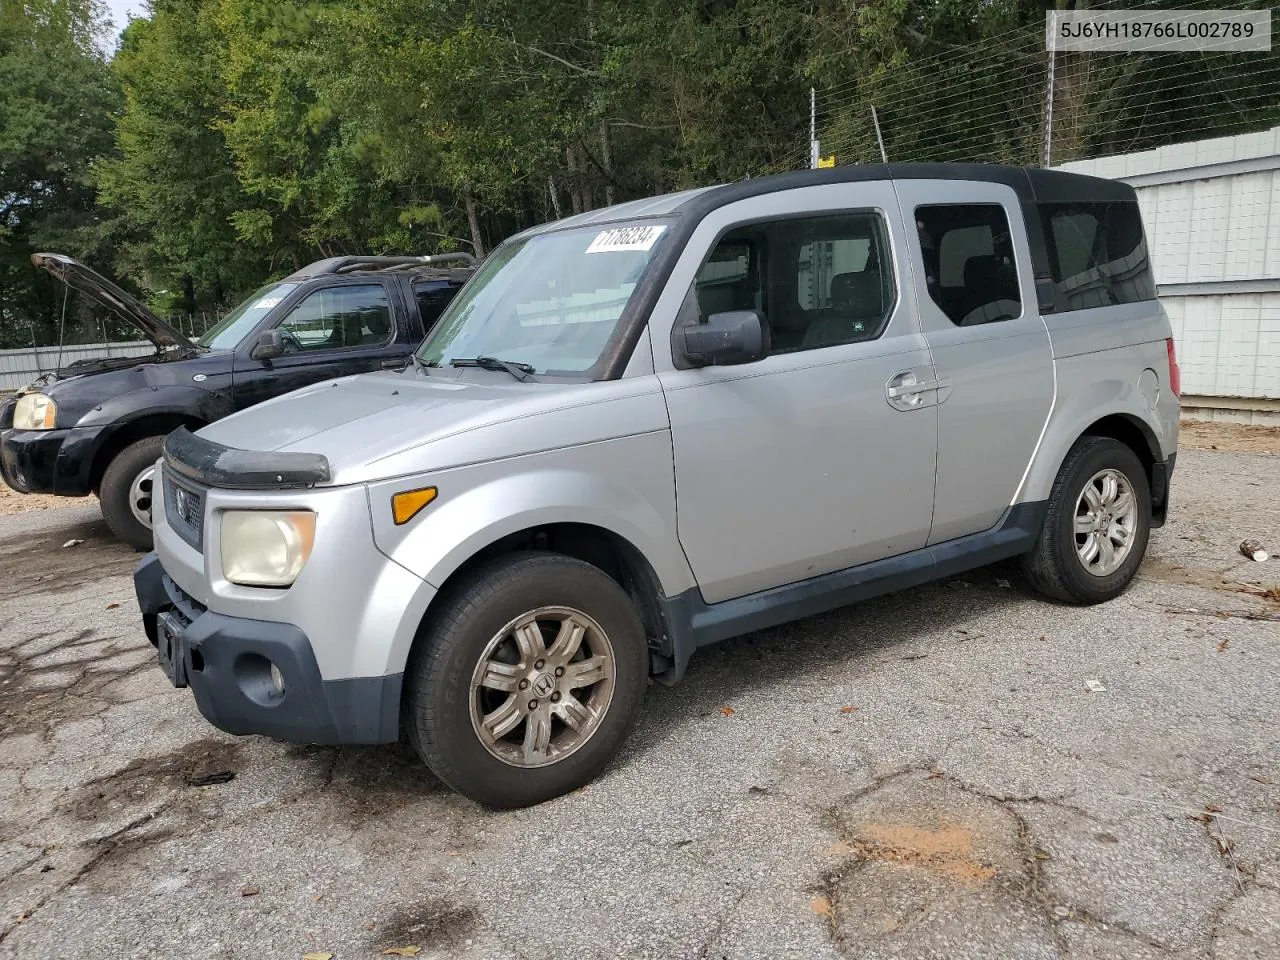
[0,483,91,517]
[0,445,1277,960]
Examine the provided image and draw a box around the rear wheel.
[405,553,648,808]
[99,436,164,551]
[1023,436,1151,604]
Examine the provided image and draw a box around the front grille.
[163,467,206,551]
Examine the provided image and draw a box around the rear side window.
[914,204,1022,326]
[413,280,456,333]
[1040,202,1156,311]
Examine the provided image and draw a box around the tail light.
[1166,338,1181,397]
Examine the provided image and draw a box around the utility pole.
[871,105,888,163]
[809,87,819,169]
[1043,10,1057,167]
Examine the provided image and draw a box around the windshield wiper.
[449,356,535,382]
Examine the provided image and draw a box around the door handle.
[886,371,947,411]
[887,378,943,398]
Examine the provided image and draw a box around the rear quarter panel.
[1018,299,1178,506]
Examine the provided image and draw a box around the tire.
[1023,435,1152,604]
[99,436,165,551]
[405,552,648,809]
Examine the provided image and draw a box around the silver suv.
[134,164,1180,808]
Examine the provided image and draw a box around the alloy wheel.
[1073,468,1137,577]
[468,605,616,768]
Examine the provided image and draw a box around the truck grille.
[163,468,206,551]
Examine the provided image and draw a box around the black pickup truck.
[0,252,474,549]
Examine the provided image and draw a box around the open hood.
[31,253,198,352]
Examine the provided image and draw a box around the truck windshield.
[197,282,299,350]
[416,220,672,376]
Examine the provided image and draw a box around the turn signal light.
[392,486,438,525]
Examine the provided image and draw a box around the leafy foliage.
[1,0,1276,347]
[0,0,119,347]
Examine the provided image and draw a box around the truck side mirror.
[250,329,285,362]
[679,310,770,367]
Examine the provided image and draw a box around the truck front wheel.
[405,552,648,808]
[99,436,165,551]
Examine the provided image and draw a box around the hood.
[195,371,663,484]
[31,253,198,352]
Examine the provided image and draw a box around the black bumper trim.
[0,426,97,497]
[656,500,1048,683]
[163,426,330,490]
[1151,452,1176,528]
[134,553,400,745]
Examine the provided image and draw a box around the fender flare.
[1017,383,1167,509]
[367,468,697,603]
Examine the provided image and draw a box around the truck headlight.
[220,510,316,587]
[13,393,57,430]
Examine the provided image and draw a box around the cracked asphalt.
[1,443,1278,960]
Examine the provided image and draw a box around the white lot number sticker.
[251,296,284,310]
[585,225,666,254]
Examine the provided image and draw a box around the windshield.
[197,282,300,350]
[416,220,672,376]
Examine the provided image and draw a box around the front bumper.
[0,425,100,496]
[134,553,402,745]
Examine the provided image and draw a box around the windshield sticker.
[251,296,284,310]
[585,225,666,254]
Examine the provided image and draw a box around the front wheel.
[1023,436,1152,604]
[405,553,648,808]
[99,436,164,551]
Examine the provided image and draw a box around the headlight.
[220,510,316,587]
[13,393,57,430]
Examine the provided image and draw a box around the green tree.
[97,0,262,316]
[0,0,120,348]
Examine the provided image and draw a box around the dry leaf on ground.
[382,948,422,957]
[302,953,334,960]
[810,895,833,917]
[838,705,857,714]
[240,885,260,897]
[719,706,735,716]
[1217,638,1230,652]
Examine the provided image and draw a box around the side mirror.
[250,329,285,362]
[679,310,769,367]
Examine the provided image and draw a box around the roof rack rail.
[283,252,478,281]
[329,252,476,274]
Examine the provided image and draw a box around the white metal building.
[1057,127,1280,424]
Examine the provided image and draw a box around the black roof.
[518,162,1137,242]
[686,162,1138,214]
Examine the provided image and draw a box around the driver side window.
[278,284,393,351]
[686,212,894,355]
